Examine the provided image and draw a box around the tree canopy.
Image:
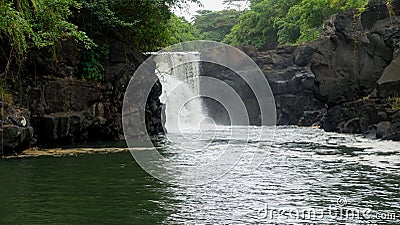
[168,15,199,45]
[193,9,241,42]
[0,0,199,59]
[223,0,371,49]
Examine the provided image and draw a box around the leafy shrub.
[193,10,240,42]
[168,15,198,45]
[81,46,108,81]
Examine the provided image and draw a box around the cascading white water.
[153,52,210,133]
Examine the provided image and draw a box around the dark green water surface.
[0,127,399,224]
[0,152,172,224]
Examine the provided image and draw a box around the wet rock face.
[311,5,396,105]
[5,41,164,151]
[200,62,262,125]
[0,102,33,155]
[254,44,326,126]
[201,44,326,126]
[310,3,400,140]
[27,78,105,116]
[322,99,400,140]
[23,76,120,147]
[104,42,164,139]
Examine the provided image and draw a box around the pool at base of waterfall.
[0,126,399,224]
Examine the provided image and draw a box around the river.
[0,126,399,224]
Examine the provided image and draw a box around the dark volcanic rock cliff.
[201,45,326,126]
[310,2,400,140]
[250,45,326,126]
[201,2,400,141]
[1,41,164,156]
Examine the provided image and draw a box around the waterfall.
[152,52,209,133]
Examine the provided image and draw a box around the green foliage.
[78,0,200,51]
[224,0,302,48]
[0,0,93,57]
[0,0,200,84]
[193,10,241,42]
[0,2,32,55]
[223,0,373,48]
[342,0,370,10]
[82,0,136,29]
[81,45,109,81]
[168,15,198,45]
[276,0,369,44]
[224,10,272,48]
[0,0,200,56]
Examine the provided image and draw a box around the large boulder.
[0,102,33,156]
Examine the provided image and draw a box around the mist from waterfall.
[153,52,211,133]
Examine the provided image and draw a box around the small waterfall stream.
[152,52,210,133]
